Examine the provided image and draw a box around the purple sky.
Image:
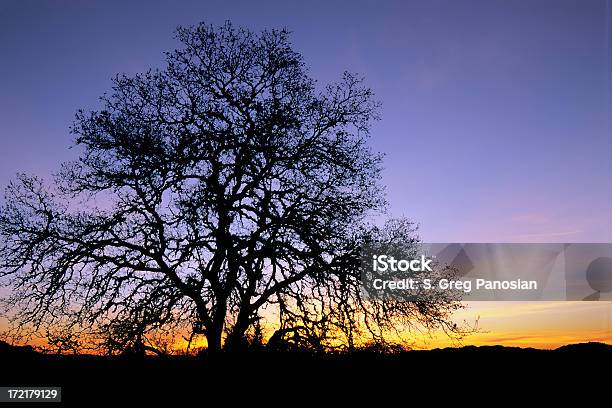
[1,0,610,242]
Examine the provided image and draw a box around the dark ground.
[1,341,610,405]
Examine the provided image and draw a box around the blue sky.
[1,0,610,242]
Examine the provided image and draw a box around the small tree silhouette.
[0,22,466,352]
[45,327,82,355]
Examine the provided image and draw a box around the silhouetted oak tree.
[0,23,464,353]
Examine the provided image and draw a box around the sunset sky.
[0,0,611,349]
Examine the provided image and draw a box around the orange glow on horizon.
[413,301,612,349]
[1,301,611,352]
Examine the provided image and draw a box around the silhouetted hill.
[554,341,612,352]
[0,340,38,354]
[1,342,610,405]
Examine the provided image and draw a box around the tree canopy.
[0,22,465,353]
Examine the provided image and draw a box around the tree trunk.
[224,327,248,351]
[206,301,227,353]
[206,324,223,353]
[224,308,252,351]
